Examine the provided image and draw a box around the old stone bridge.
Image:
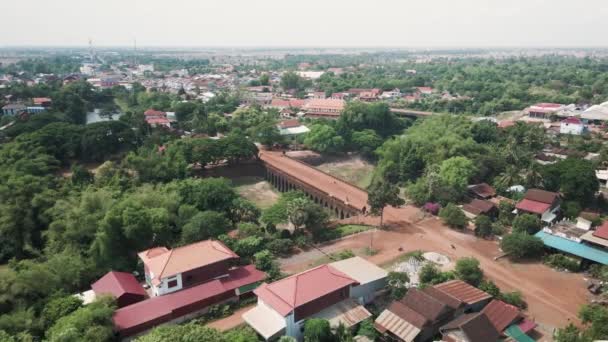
[259,151,368,219]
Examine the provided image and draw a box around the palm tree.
[495,166,521,191]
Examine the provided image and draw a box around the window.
[167,279,178,288]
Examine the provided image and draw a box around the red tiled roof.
[593,221,608,240]
[91,271,147,298]
[433,280,492,305]
[270,99,305,108]
[562,117,582,125]
[516,199,551,215]
[33,97,52,105]
[270,99,290,108]
[253,264,357,317]
[113,279,226,334]
[144,109,166,117]
[278,119,302,129]
[113,265,264,335]
[481,299,521,332]
[146,117,170,124]
[138,240,238,285]
[303,98,345,111]
[220,265,266,291]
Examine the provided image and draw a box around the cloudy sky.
[1,0,606,47]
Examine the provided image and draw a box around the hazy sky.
[2,0,606,47]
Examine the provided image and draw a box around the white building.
[560,117,586,135]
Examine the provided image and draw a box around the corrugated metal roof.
[375,309,421,342]
[535,231,608,265]
[242,304,286,340]
[593,222,608,240]
[329,256,388,286]
[434,280,492,305]
[313,299,372,328]
[580,231,608,248]
[516,199,551,215]
[253,264,357,317]
[113,265,263,334]
[91,271,147,299]
[505,324,535,342]
[481,299,521,332]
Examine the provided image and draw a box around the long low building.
[535,230,608,265]
[114,265,265,337]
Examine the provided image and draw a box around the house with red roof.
[302,98,345,118]
[527,103,565,119]
[144,108,172,128]
[481,299,523,334]
[113,264,265,338]
[103,240,266,338]
[515,189,561,225]
[416,87,435,96]
[580,221,608,251]
[560,116,586,135]
[243,257,386,340]
[91,271,147,308]
[139,240,240,297]
[32,97,52,107]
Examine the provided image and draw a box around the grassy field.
[335,224,373,237]
[316,156,375,189]
[233,176,280,209]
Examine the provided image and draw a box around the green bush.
[543,253,580,272]
[474,215,493,238]
[439,203,468,229]
[499,291,526,309]
[500,233,544,259]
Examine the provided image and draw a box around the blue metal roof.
[535,231,608,265]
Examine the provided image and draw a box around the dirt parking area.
[233,176,280,209]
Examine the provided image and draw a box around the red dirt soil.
[262,151,589,333]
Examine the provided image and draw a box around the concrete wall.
[350,278,387,305]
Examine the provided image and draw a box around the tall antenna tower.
[88,38,95,62]
[133,38,138,66]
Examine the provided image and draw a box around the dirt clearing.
[233,176,280,209]
[316,155,375,189]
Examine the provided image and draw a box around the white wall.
[153,274,183,296]
[560,123,584,135]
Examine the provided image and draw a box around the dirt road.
[264,150,588,333]
[281,206,588,332]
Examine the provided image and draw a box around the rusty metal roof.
[434,280,492,305]
[375,309,421,342]
[314,298,371,328]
